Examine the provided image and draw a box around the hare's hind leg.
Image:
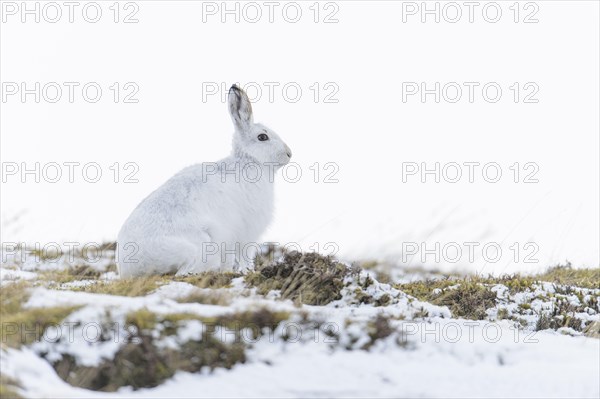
[174,231,218,276]
[151,237,201,276]
[118,237,198,278]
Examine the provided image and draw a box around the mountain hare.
[116,85,292,278]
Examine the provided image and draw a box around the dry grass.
[0,375,22,399]
[39,265,103,285]
[534,264,599,289]
[174,271,240,288]
[0,282,80,348]
[72,276,167,296]
[583,321,600,338]
[176,290,233,306]
[398,278,497,320]
[246,250,357,305]
[66,271,240,297]
[432,281,497,320]
[397,278,459,301]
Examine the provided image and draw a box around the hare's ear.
[228,84,253,132]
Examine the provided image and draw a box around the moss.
[245,251,355,305]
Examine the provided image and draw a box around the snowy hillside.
[1,245,599,398]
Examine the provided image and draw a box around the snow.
[148,329,599,399]
[30,306,126,367]
[2,250,599,398]
[4,321,598,398]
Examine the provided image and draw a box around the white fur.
[116,85,291,278]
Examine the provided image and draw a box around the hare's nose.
[285,146,292,159]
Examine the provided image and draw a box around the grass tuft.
[245,250,355,305]
[432,281,497,320]
[398,278,497,320]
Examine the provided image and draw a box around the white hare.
[116,85,292,278]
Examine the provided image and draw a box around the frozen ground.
[1,246,599,398]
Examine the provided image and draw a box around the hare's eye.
[258,133,269,141]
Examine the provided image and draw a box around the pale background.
[1,0,598,274]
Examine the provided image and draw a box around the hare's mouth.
[279,156,291,166]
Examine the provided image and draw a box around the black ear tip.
[229,84,241,94]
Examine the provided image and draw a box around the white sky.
[1,1,599,274]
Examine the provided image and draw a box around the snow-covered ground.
[1,246,599,398]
